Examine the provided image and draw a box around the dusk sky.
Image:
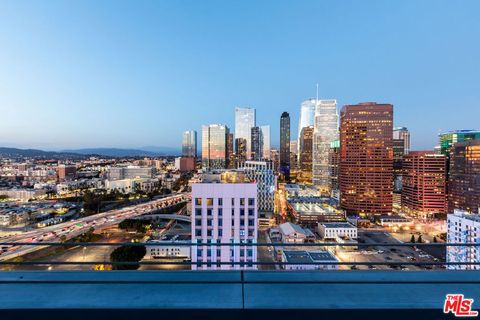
[0,0,479,151]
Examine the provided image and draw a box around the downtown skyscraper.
[448,140,480,213]
[235,107,256,160]
[312,99,338,192]
[260,125,271,160]
[201,124,230,170]
[297,99,316,156]
[339,102,393,217]
[182,130,197,158]
[280,112,291,179]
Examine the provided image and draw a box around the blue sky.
[0,0,479,151]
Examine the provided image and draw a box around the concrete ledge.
[0,271,478,313]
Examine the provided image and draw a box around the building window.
[248,198,255,206]
[218,229,223,237]
[231,198,235,205]
[195,230,201,237]
[195,198,202,205]
[207,209,212,216]
[207,198,213,206]
[248,219,254,226]
[207,230,212,237]
[248,209,254,216]
[195,219,202,225]
[240,198,245,206]
[240,209,245,216]
[218,198,223,206]
[195,209,202,216]
[218,208,223,216]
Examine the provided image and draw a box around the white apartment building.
[318,222,357,240]
[447,210,480,270]
[240,161,276,213]
[191,172,258,270]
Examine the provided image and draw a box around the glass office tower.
[235,107,256,160]
[202,124,230,169]
[182,130,197,158]
[313,99,338,192]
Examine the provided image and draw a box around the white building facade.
[447,210,480,270]
[240,161,276,212]
[191,178,258,270]
[318,222,357,240]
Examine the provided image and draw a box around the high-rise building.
[393,127,410,193]
[191,172,258,270]
[289,140,298,172]
[393,127,410,155]
[280,112,291,179]
[297,99,316,152]
[339,102,393,217]
[227,133,234,169]
[439,130,480,156]
[241,161,277,213]
[57,164,76,182]
[235,107,256,160]
[313,99,338,191]
[401,151,446,218]
[260,125,271,160]
[235,138,247,168]
[202,124,230,170]
[251,126,264,161]
[447,210,480,270]
[328,140,340,196]
[448,140,480,213]
[182,130,197,158]
[299,126,314,174]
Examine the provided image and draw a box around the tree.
[110,245,146,270]
[410,235,415,243]
[417,235,423,243]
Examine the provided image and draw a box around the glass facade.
[235,107,256,160]
[251,126,263,161]
[313,99,338,191]
[182,130,197,157]
[297,99,316,153]
[280,112,290,178]
[439,130,480,156]
[260,125,271,160]
[202,124,230,169]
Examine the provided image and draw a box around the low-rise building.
[278,222,315,243]
[145,235,191,260]
[281,250,338,270]
[318,222,357,240]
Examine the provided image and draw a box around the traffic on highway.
[0,193,188,261]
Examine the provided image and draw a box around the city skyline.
[0,1,479,151]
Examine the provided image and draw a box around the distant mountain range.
[61,147,180,157]
[0,146,181,158]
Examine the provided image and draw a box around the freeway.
[0,193,188,261]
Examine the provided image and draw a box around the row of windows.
[194,208,255,217]
[195,218,255,227]
[195,198,255,206]
[195,229,255,237]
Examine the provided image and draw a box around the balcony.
[0,270,479,320]
[0,242,479,319]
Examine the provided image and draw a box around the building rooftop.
[283,250,337,264]
[319,222,356,229]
